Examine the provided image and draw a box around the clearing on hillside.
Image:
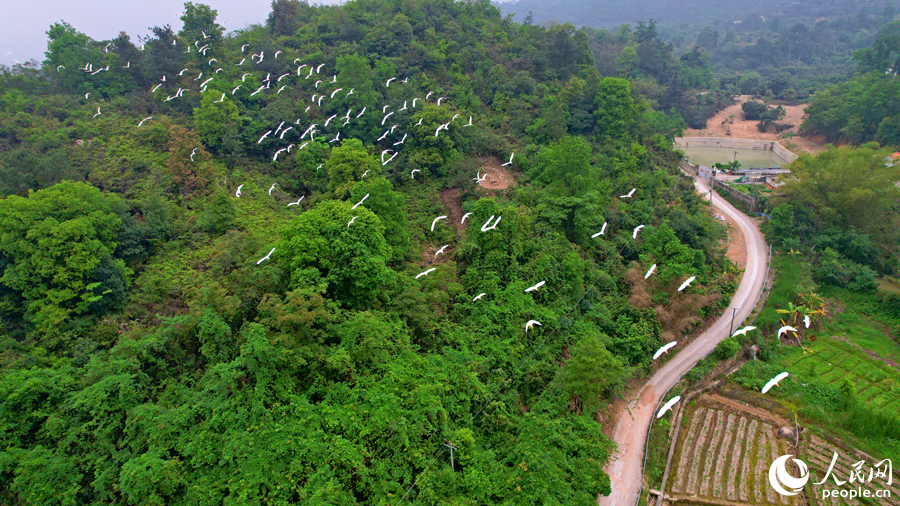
[477,156,516,190]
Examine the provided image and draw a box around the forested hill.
[496,0,893,30]
[0,0,730,504]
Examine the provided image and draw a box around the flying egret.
[426,91,434,100]
[381,150,393,163]
[236,58,245,65]
[656,396,681,418]
[480,215,501,232]
[377,130,389,141]
[415,118,424,126]
[777,326,798,340]
[411,169,421,179]
[620,188,636,198]
[273,148,286,161]
[356,107,366,118]
[137,117,153,127]
[393,134,407,146]
[473,293,486,302]
[653,341,678,360]
[235,184,243,198]
[151,84,162,93]
[645,264,657,279]
[464,116,473,127]
[274,50,282,59]
[416,268,436,279]
[677,276,696,292]
[732,326,757,337]
[348,216,358,227]
[381,112,395,126]
[256,247,276,265]
[434,245,449,258]
[190,148,197,161]
[386,77,396,87]
[804,315,811,328]
[258,130,272,144]
[232,85,242,94]
[461,212,472,224]
[400,100,408,111]
[437,97,447,105]
[591,222,608,238]
[57,65,65,72]
[328,131,341,144]
[351,193,369,210]
[316,63,325,73]
[268,183,277,196]
[633,225,645,240]
[382,153,398,165]
[93,107,101,119]
[431,215,448,231]
[279,127,293,139]
[287,196,304,206]
[525,320,542,331]
[502,153,514,167]
[412,98,420,107]
[361,170,370,179]
[525,281,546,293]
[761,372,789,394]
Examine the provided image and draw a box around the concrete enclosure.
[675,137,797,164]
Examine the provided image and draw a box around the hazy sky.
[0,0,344,68]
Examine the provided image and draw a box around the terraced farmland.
[666,395,900,505]
[779,338,900,412]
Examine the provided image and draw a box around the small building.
[698,165,714,178]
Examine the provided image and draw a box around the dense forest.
[0,0,735,504]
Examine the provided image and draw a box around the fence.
[710,178,763,213]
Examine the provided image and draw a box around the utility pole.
[709,189,713,212]
[730,307,737,336]
[444,440,458,471]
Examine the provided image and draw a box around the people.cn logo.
[769,455,811,496]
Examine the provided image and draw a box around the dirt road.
[598,175,769,506]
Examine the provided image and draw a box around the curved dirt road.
[598,176,769,506]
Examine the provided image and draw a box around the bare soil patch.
[685,95,823,155]
[477,156,516,190]
[713,204,747,270]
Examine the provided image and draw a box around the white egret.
[431,215,448,231]
[190,148,197,161]
[416,268,437,279]
[386,77,396,87]
[400,100,408,111]
[620,188,636,198]
[412,98,420,107]
[677,276,696,292]
[376,130,389,142]
[473,293,486,302]
[361,170,370,179]
[525,320,542,331]
[415,118,424,126]
[461,212,472,224]
[236,58,245,65]
[137,117,153,127]
[437,97,447,105]
[274,50,282,59]
[273,148,286,161]
[411,169,421,179]
[633,224,645,240]
[232,85,241,94]
[351,193,369,210]
[393,134,407,146]
[653,341,678,360]
[656,396,681,418]
[277,85,288,94]
[804,315,811,328]
[502,153,514,167]
[356,107,367,118]
[279,127,293,139]
[732,326,757,338]
[57,65,65,72]
[316,63,325,73]
[151,84,162,93]
[761,372,789,394]
[324,114,337,127]
[777,326,798,339]
[591,222,608,238]
[257,130,272,144]
[645,264,657,279]
[93,107,101,119]
[525,281,546,293]
[425,91,434,100]
[480,215,500,232]
[348,216,358,227]
[214,92,225,103]
[235,184,244,198]
[287,196,305,206]
[268,183,277,196]
[464,116,473,127]
[434,245,449,258]
[256,247,276,265]
[382,111,394,125]
[382,153,398,165]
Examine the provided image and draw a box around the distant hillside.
[495,0,893,29]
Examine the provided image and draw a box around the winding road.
[598,174,769,506]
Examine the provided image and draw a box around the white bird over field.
[732,326,757,338]
[761,372,789,394]
[502,153,514,167]
[473,293,486,302]
[235,184,243,198]
[348,216,358,227]
[461,212,472,224]
[416,268,436,279]
[256,247,276,265]
[653,341,678,360]
[677,276,696,292]
[777,326,798,340]
[633,224,645,240]
[656,396,681,418]
[434,245,449,258]
[525,281,546,293]
[351,193,369,210]
[268,183,277,196]
[591,222,608,238]
[645,264,657,279]
[620,188,636,198]
[138,117,153,127]
[431,215,448,231]
[525,320,542,331]
[287,196,304,206]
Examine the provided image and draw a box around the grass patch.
[645,416,672,487]
[754,254,815,330]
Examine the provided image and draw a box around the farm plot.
[800,435,900,506]
[667,399,800,505]
[779,338,900,412]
